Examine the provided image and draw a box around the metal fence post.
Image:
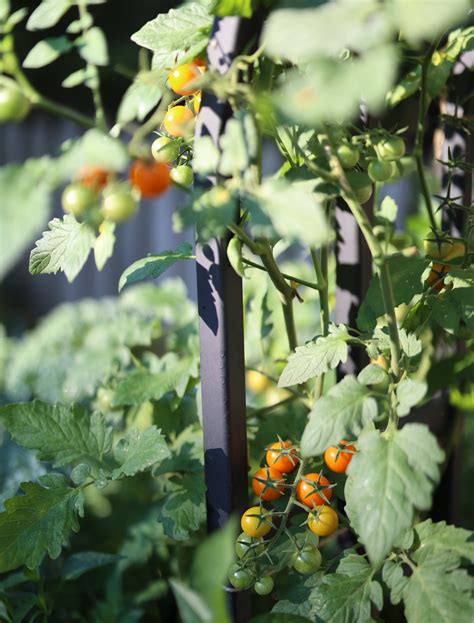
[194,14,263,623]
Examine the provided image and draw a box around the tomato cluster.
[146,59,205,191]
[423,235,465,292]
[327,127,407,204]
[229,437,357,594]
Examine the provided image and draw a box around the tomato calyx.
[265,439,300,473]
[252,466,286,501]
[296,472,334,508]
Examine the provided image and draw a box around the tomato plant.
[0,0,473,622]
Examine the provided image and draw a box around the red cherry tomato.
[129,160,171,198]
[296,473,333,508]
[77,165,112,191]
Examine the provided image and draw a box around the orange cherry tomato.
[266,441,299,473]
[296,473,333,508]
[426,263,450,292]
[163,106,195,138]
[128,160,171,198]
[252,466,285,501]
[193,90,202,113]
[194,58,206,69]
[324,441,356,474]
[168,63,201,96]
[77,165,112,191]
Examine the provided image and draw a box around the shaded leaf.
[62,551,121,580]
[23,37,72,68]
[112,426,170,479]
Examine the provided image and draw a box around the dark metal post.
[194,14,263,623]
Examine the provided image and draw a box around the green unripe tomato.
[170,164,194,188]
[0,78,30,123]
[101,185,138,223]
[346,171,373,204]
[151,136,180,163]
[62,183,97,218]
[254,576,274,596]
[97,387,115,412]
[368,159,393,183]
[336,144,359,169]
[378,136,406,161]
[388,160,404,181]
[293,547,322,574]
[235,532,265,559]
[228,564,254,590]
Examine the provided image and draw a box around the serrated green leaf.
[276,46,397,126]
[301,376,378,457]
[246,178,331,248]
[345,425,443,566]
[0,159,52,280]
[413,519,474,565]
[310,554,380,623]
[27,0,71,30]
[211,0,254,18]
[278,325,349,387]
[396,378,427,417]
[78,26,108,65]
[112,426,171,479]
[62,551,121,580]
[357,363,387,386]
[117,75,163,124]
[0,474,84,573]
[357,256,429,331]
[23,36,72,68]
[29,215,95,282]
[118,242,194,292]
[398,329,422,358]
[131,2,212,74]
[94,221,115,271]
[112,359,195,406]
[0,401,112,467]
[157,473,205,540]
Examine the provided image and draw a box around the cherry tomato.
[252,466,285,501]
[336,144,359,169]
[379,136,406,161]
[423,237,465,261]
[194,90,202,113]
[324,441,356,474]
[246,370,271,393]
[426,263,450,292]
[370,355,388,370]
[163,105,195,138]
[346,171,373,204]
[129,160,171,198]
[170,164,194,188]
[292,546,322,574]
[266,441,299,474]
[101,185,138,223]
[228,565,254,590]
[97,387,115,412]
[61,183,97,218]
[254,576,274,595]
[77,165,111,191]
[194,58,206,69]
[368,159,393,183]
[0,78,30,123]
[308,506,339,537]
[168,63,201,96]
[151,136,180,163]
[241,506,272,538]
[235,532,265,559]
[296,473,333,508]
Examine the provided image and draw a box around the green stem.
[242,256,321,291]
[310,243,330,400]
[414,49,437,232]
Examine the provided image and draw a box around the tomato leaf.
[62,551,121,581]
[29,215,96,283]
[395,378,427,417]
[94,220,115,271]
[112,426,171,479]
[301,376,378,457]
[27,0,71,30]
[357,256,429,331]
[117,74,163,124]
[310,554,381,622]
[23,36,72,68]
[118,242,195,292]
[156,473,206,541]
[0,474,84,573]
[78,26,108,66]
[278,324,350,387]
[412,519,474,565]
[211,0,254,18]
[345,425,444,567]
[0,401,112,467]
